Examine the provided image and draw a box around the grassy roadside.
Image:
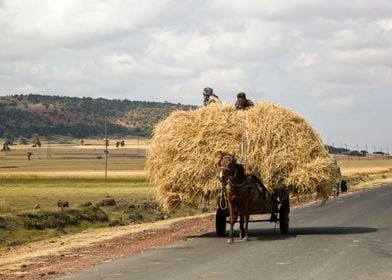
[0,141,208,250]
[0,177,204,250]
[1,168,392,250]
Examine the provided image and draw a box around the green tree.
[2,135,13,150]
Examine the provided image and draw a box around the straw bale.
[146,102,336,209]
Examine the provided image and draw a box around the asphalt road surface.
[58,185,392,280]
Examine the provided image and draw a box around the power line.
[104,116,108,182]
[46,141,52,159]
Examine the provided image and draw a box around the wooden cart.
[215,189,290,236]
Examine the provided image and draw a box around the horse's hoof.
[227,238,234,244]
[243,236,249,241]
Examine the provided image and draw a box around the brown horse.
[218,154,268,243]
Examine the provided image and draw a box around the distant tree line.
[326,145,389,156]
[0,94,197,139]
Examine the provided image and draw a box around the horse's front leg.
[227,205,236,244]
[239,213,245,239]
[228,212,238,243]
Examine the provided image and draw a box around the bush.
[18,206,109,230]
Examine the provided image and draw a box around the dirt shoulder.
[0,213,216,280]
[1,179,391,280]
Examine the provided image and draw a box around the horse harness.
[220,155,252,193]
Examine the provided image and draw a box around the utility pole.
[137,136,140,156]
[104,116,108,182]
[344,143,349,160]
[46,140,52,159]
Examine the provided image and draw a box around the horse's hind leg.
[242,203,250,241]
[244,210,250,241]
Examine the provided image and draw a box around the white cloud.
[318,95,354,110]
[101,51,193,78]
[210,19,284,61]
[377,18,392,31]
[211,0,392,20]
[1,0,392,146]
[0,0,173,58]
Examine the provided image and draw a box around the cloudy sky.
[0,0,391,150]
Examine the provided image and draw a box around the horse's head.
[217,154,236,184]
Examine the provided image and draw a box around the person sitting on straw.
[235,92,254,110]
[202,87,221,106]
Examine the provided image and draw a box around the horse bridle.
[219,155,237,185]
[219,154,250,192]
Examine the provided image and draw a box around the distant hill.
[0,94,198,138]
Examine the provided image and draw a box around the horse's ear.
[217,158,222,167]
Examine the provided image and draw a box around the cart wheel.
[216,208,227,236]
[279,199,289,234]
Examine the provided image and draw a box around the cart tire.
[216,208,227,236]
[279,199,289,234]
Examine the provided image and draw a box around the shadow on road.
[194,226,378,241]
[286,226,378,235]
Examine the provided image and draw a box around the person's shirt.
[235,99,254,110]
[203,93,220,106]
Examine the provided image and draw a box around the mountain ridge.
[0,94,197,138]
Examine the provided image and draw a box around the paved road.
[59,185,392,280]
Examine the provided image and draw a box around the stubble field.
[0,139,203,248]
[0,139,392,248]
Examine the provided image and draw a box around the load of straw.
[146,102,336,210]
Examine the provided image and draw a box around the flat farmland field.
[0,139,207,248]
[335,155,392,176]
[0,139,151,214]
[1,140,392,248]
[0,138,149,179]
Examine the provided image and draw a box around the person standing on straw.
[334,161,342,197]
[235,92,254,110]
[202,87,221,106]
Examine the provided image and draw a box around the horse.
[218,153,268,243]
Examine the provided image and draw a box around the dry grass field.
[0,139,392,249]
[0,138,152,212]
[1,141,391,215]
[0,139,209,249]
[334,155,392,176]
[0,138,149,179]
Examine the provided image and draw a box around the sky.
[0,0,391,150]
